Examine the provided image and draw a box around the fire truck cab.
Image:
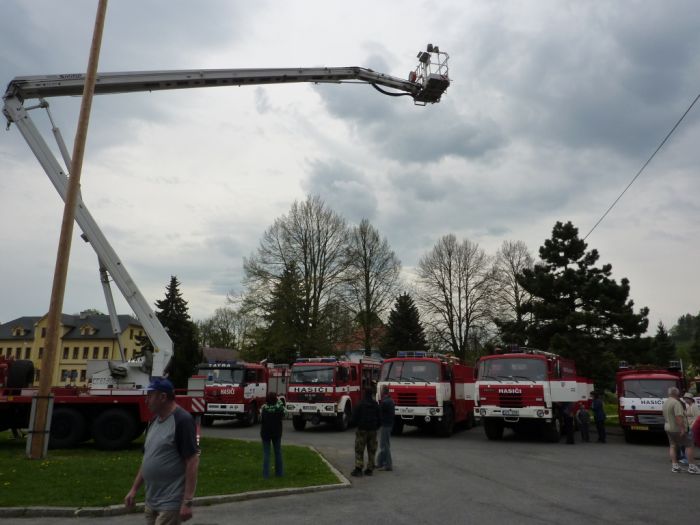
[616,361,685,442]
[377,352,475,437]
[474,347,592,442]
[196,361,290,427]
[286,356,381,431]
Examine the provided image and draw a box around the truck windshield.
[380,360,441,382]
[478,358,546,381]
[623,379,678,398]
[199,367,245,385]
[290,366,335,384]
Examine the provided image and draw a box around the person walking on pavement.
[125,378,200,524]
[576,402,591,442]
[591,392,606,443]
[663,386,699,474]
[376,385,395,471]
[260,391,286,478]
[351,388,381,477]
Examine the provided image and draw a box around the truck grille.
[638,414,665,425]
[397,393,418,406]
[498,393,524,408]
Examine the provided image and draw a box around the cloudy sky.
[1,0,699,334]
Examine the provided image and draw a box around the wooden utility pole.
[28,0,109,459]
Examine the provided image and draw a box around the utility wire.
[584,92,700,240]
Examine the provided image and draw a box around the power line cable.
[584,92,700,240]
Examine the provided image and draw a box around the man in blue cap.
[125,377,200,523]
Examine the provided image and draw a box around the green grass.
[604,401,620,427]
[0,432,339,508]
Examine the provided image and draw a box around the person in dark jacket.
[591,392,606,443]
[376,386,395,471]
[562,401,576,444]
[576,402,591,442]
[351,388,381,477]
[260,392,285,478]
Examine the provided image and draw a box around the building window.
[92,347,98,359]
[61,369,69,382]
[5,349,11,358]
[70,369,78,381]
[82,347,89,359]
[80,369,86,382]
[103,347,109,359]
[15,348,21,359]
[41,327,47,338]
[24,348,31,359]
[72,347,79,360]
[62,348,68,359]
[35,369,40,381]
[130,329,134,340]
[39,347,44,359]
[12,327,25,337]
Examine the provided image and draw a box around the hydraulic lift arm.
[2,46,449,382]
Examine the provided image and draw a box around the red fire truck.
[286,356,381,431]
[616,361,685,442]
[196,361,290,427]
[377,352,475,437]
[474,347,592,442]
[0,356,205,450]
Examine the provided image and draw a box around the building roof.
[0,316,42,340]
[0,313,142,341]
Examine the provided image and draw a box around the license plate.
[303,405,315,411]
[630,425,648,431]
[502,409,519,416]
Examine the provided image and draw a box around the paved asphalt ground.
[12,421,696,524]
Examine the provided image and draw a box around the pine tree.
[651,322,676,366]
[253,262,307,361]
[137,276,200,388]
[519,221,649,387]
[381,293,429,356]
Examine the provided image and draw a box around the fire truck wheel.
[92,408,137,450]
[463,412,475,430]
[292,415,306,431]
[544,413,562,443]
[49,408,86,449]
[623,427,635,443]
[437,406,454,437]
[391,418,404,436]
[484,419,504,440]
[7,360,35,389]
[335,405,351,431]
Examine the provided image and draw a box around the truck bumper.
[285,402,338,418]
[206,403,244,416]
[396,405,442,420]
[474,406,551,422]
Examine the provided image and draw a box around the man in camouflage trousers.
[351,388,381,477]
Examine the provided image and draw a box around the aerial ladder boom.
[3,45,449,386]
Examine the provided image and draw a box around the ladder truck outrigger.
[1,45,449,448]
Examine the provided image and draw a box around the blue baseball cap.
[147,377,174,394]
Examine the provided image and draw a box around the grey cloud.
[302,159,378,223]
[314,73,506,164]
[255,88,271,114]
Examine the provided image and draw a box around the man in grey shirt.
[125,378,200,523]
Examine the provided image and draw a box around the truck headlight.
[429,408,437,415]
[480,408,487,416]
[536,410,544,417]
[325,405,334,411]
